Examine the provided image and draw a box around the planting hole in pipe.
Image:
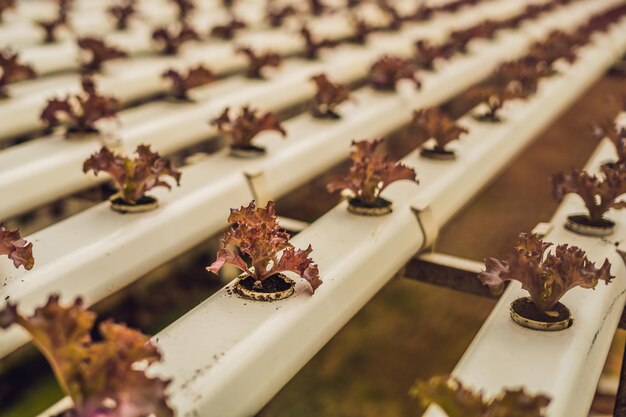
[565,214,615,237]
[229,145,267,159]
[109,194,159,213]
[233,274,295,301]
[510,297,573,331]
[347,197,393,216]
[420,147,456,161]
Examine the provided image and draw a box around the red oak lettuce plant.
[78,37,128,73]
[152,24,200,55]
[300,26,339,60]
[162,65,216,100]
[83,145,181,205]
[468,84,524,122]
[107,0,137,30]
[414,40,452,70]
[170,0,194,20]
[37,9,68,43]
[308,0,329,16]
[478,233,613,311]
[237,47,282,79]
[412,108,468,152]
[41,77,120,135]
[311,73,351,119]
[327,139,418,206]
[369,56,420,91]
[552,165,626,224]
[207,201,322,292]
[0,295,173,417]
[211,107,286,150]
[411,375,550,417]
[0,49,36,98]
[0,223,34,270]
[266,4,296,28]
[351,18,381,44]
[211,17,246,40]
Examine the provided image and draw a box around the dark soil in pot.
[420,147,456,160]
[472,112,503,123]
[110,195,159,214]
[312,106,341,120]
[347,197,392,216]
[230,144,266,158]
[510,297,572,331]
[565,214,615,237]
[234,274,295,301]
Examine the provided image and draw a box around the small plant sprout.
[369,56,420,91]
[552,164,626,236]
[37,9,68,43]
[107,0,137,30]
[207,201,322,301]
[211,17,246,40]
[83,145,181,213]
[211,107,286,157]
[0,50,36,98]
[0,295,173,417]
[266,4,296,27]
[0,0,15,23]
[479,233,613,330]
[236,47,282,79]
[414,39,452,70]
[491,60,546,99]
[350,17,379,45]
[78,37,128,73]
[162,65,216,101]
[311,73,351,119]
[0,224,34,270]
[593,119,626,165]
[380,2,404,30]
[300,26,339,60]
[308,0,329,16]
[412,108,468,159]
[152,24,200,55]
[41,77,120,136]
[327,139,418,215]
[468,85,524,123]
[410,375,551,417]
[170,0,194,20]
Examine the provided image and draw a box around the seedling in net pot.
[327,138,418,216]
[207,201,322,301]
[83,145,181,213]
[211,17,246,40]
[211,106,286,158]
[467,85,523,123]
[414,39,452,70]
[0,295,173,417]
[411,375,550,417]
[152,23,200,55]
[0,49,36,98]
[310,73,351,119]
[478,233,613,331]
[36,8,68,43]
[41,77,120,137]
[301,26,339,60]
[0,224,34,271]
[552,164,626,236]
[369,56,420,91]
[237,47,282,79]
[78,37,128,73]
[107,0,137,30]
[412,108,468,160]
[162,65,216,101]
[266,4,296,28]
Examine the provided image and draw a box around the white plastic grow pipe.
[0,7,384,140]
[0,0,585,358]
[423,146,626,417]
[0,0,593,221]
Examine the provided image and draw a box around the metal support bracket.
[410,197,439,252]
[244,170,272,206]
[403,252,500,299]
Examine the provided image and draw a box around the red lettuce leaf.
[237,47,282,79]
[78,37,128,73]
[369,56,420,91]
[211,106,286,149]
[0,49,36,98]
[0,223,34,270]
[83,144,181,204]
[412,108,468,151]
[300,26,339,60]
[152,23,199,54]
[210,17,246,40]
[162,65,216,99]
[311,73,350,117]
[327,138,418,205]
[478,233,613,311]
[207,201,322,292]
[107,0,137,30]
[0,295,172,417]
